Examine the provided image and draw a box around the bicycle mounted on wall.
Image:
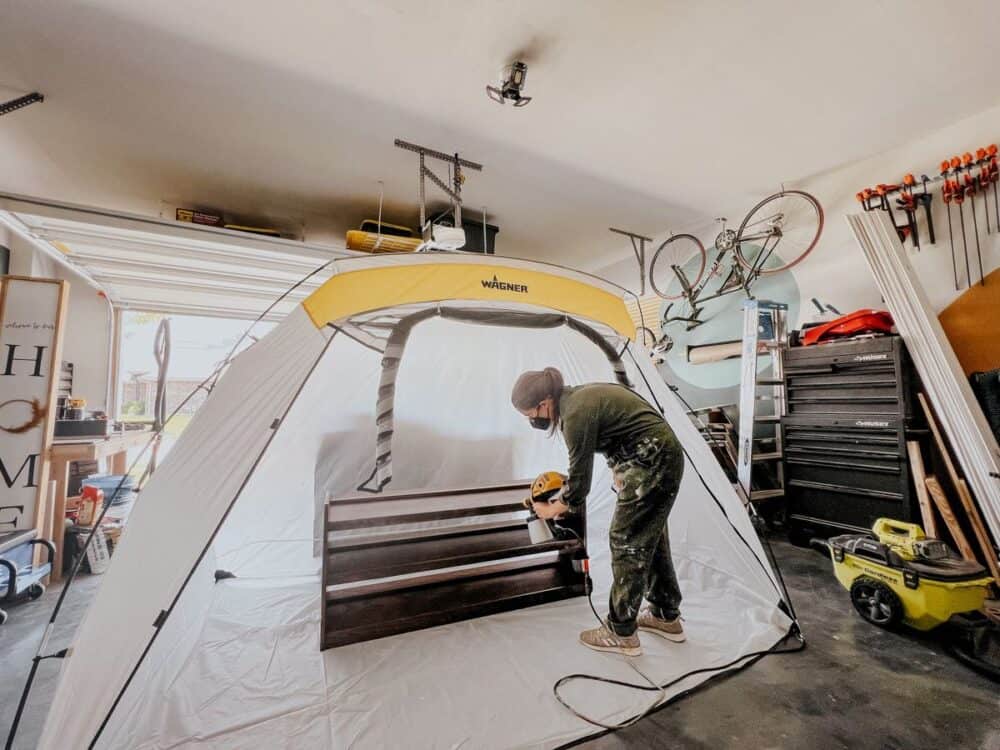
[648,190,824,353]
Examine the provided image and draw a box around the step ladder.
[736,299,788,504]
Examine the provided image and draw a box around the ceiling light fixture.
[486,62,532,107]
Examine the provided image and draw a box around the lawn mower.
[822,518,1000,681]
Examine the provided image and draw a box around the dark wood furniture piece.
[322,481,587,649]
[781,335,924,541]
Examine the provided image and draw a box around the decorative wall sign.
[0,276,69,533]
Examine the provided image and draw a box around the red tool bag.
[794,309,895,347]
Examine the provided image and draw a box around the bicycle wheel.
[734,190,823,275]
[649,234,707,300]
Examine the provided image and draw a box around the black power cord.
[554,574,804,733]
[548,338,805,734]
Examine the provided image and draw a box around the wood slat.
[906,441,938,538]
[925,476,977,561]
[957,479,1000,582]
[328,518,525,550]
[324,565,578,648]
[328,501,526,531]
[327,526,578,584]
[326,554,561,601]
[327,484,529,530]
[327,480,531,507]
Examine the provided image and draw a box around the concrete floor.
[2,540,998,749]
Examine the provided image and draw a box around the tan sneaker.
[637,610,686,642]
[579,622,642,656]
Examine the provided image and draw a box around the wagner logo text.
[481,275,528,293]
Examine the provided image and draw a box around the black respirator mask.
[529,416,551,431]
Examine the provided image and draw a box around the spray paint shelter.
[2,5,1000,749]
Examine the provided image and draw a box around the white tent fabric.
[37,263,792,750]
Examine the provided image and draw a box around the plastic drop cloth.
[41,311,791,750]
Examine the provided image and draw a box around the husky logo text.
[481,275,529,293]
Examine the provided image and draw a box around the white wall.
[793,102,1000,317]
[590,104,1000,409]
[595,102,1000,316]
[6,233,114,414]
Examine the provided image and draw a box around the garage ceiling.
[2,0,1000,284]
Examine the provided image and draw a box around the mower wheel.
[850,577,903,628]
[28,583,45,600]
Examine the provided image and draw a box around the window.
[118,311,275,475]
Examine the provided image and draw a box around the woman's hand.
[532,499,569,520]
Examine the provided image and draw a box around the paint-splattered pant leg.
[606,449,684,636]
[645,518,682,622]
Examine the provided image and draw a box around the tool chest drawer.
[784,479,918,533]
[782,415,909,497]
[783,336,917,420]
[784,334,898,369]
[782,414,906,457]
[784,454,904,495]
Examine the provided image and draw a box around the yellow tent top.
[302,254,637,340]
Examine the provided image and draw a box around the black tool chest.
[781,335,922,540]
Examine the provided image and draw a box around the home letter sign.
[0,276,68,532]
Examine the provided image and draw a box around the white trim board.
[846,211,1000,550]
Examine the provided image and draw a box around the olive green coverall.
[559,383,685,636]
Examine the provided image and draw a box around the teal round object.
[656,247,800,392]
